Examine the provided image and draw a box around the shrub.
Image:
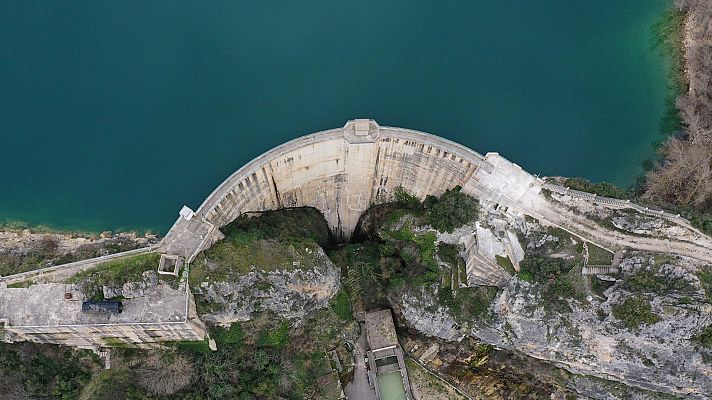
[519,256,581,312]
[67,253,161,301]
[563,177,629,199]
[330,290,353,321]
[424,186,478,233]
[438,285,498,323]
[612,297,661,329]
[519,256,571,283]
[392,186,421,209]
[622,269,694,295]
[211,323,244,346]
[260,321,290,349]
[692,325,712,349]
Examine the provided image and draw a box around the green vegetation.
[433,242,498,321]
[174,340,212,353]
[698,271,712,302]
[692,325,712,349]
[222,207,332,248]
[622,268,695,295]
[0,232,146,277]
[386,186,479,233]
[67,253,161,301]
[103,338,133,348]
[423,186,479,232]
[75,316,345,399]
[496,255,516,275]
[7,280,32,288]
[612,297,661,330]
[563,177,630,199]
[520,256,571,283]
[586,243,613,265]
[210,322,245,345]
[0,342,99,399]
[437,285,498,324]
[190,208,332,285]
[393,185,422,209]
[651,9,687,136]
[330,289,353,321]
[519,256,582,312]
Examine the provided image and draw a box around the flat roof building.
[364,309,413,400]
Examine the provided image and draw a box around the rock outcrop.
[194,246,340,326]
[395,252,712,399]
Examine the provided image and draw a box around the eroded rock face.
[395,286,466,341]
[394,255,712,399]
[102,270,159,299]
[195,247,340,326]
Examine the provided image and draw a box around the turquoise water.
[377,372,407,400]
[0,1,671,233]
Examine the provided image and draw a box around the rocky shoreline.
[0,226,158,277]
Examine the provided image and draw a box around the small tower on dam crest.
[343,118,380,143]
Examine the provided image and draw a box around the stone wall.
[3,320,205,349]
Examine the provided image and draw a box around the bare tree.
[644,137,712,206]
[136,351,195,396]
[646,2,712,207]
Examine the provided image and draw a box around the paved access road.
[344,323,377,400]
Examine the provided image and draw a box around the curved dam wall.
[196,120,486,241]
[159,119,543,262]
[164,119,712,264]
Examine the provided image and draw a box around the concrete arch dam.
[159,119,712,265]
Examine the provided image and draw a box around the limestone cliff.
[188,208,341,326]
[193,246,340,326]
[390,208,712,399]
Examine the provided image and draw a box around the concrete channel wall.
[542,183,687,224]
[0,247,152,286]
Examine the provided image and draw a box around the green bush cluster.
[387,186,479,233]
[68,253,162,301]
[518,256,580,312]
[519,256,571,283]
[563,177,630,199]
[0,343,98,400]
[622,269,694,295]
[393,185,421,209]
[330,289,353,321]
[437,285,498,323]
[222,207,333,248]
[423,186,479,233]
[190,208,334,285]
[184,321,315,399]
[612,297,661,330]
[692,325,712,349]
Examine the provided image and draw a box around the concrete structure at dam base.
[2,119,712,350]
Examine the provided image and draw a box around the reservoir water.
[0,1,672,233]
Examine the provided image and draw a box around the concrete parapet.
[542,183,689,225]
[0,247,152,286]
